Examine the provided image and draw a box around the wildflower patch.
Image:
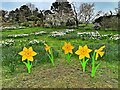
[17,42,105,77]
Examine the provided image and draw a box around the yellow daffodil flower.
[44,43,51,53]
[75,45,92,60]
[95,45,105,60]
[62,42,74,54]
[18,47,37,61]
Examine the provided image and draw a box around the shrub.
[20,21,34,27]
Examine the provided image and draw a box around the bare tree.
[71,3,79,27]
[26,3,36,14]
[78,3,94,25]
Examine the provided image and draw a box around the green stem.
[82,57,85,72]
[91,70,96,77]
[50,54,54,66]
[27,65,31,73]
[48,48,54,66]
[91,52,95,77]
[23,60,32,73]
[80,57,87,72]
[27,60,32,73]
[66,53,71,64]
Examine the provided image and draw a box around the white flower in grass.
[8,34,29,38]
[30,31,47,35]
[0,39,15,47]
[77,31,101,39]
[65,29,75,33]
[28,40,45,45]
[77,32,84,36]
[110,34,120,40]
[39,31,47,34]
[50,31,66,37]
[114,34,119,37]
[29,40,40,45]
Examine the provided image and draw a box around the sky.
[0,0,119,13]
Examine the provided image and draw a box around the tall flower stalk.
[44,43,54,66]
[62,42,74,64]
[80,57,89,72]
[18,47,37,73]
[91,46,105,77]
[75,45,92,72]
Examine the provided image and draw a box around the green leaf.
[47,53,52,60]
[23,61,27,66]
[30,62,32,68]
[95,62,101,71]
[47,49,54,66]
[85,59,89,64]
[80,61,83,65]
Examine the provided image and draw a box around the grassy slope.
[2,27,119,88]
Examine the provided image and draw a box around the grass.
[2,27,65,36]
[2,45,59,74]
[2,58,118,88]
[1,26,119,88]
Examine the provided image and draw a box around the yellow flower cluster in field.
[18,42,105,76]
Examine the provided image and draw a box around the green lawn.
[1,26,119,88]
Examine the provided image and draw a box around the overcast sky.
[0,0,119,14]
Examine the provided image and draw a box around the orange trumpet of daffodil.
[18,47,37,61]
[62,42,74,54]
[44,43,51,53]
[95,45,105,60]
[75,45,92,60]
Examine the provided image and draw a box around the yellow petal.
[95,53,99,60]
[62,46,65,50]
[99,52,104,57]
[88,49,92,53]
[44,43,50,49]
[95,49,98,52]
[69,50,73,54]
[18,51,25,55]
[45,47,47,51]
[68,42,71,45]
[65,50,68,54]
[31,51,37,56]
[84,45,88,49]
[75,50,80,55]
[27,56,33,61]
[48,49,51,53]
[44,43,47,46]
[85,53,90,58]
[79,55,84,60]
[71,46,74,49]
[45,43,50,52]
[29,47,33,51]
[23,47,28,51]
[22,56,27,61]
[79,46,83,50]
[99,45,105,51]
[64,42,67,45]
